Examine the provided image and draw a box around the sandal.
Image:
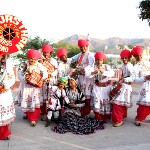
[4,136,10,140]
[23,115,28,119]
[41,116,47,121]
[31,121,36,127]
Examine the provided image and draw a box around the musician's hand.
[99,68,104,74]
[48,74,52,78]
[25,74,30,80]
[45,77,50,83]
[0,85,4,90]
[145,75,150,80]
[79,69,85,75]
[112,81,117,85]
[91,70,98,75]
[119,78,124,83]
[0,88,7,94]
[69,103,76,108]
[71,71,78,76]
[76,103,86,108]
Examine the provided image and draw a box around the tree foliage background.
[139,0,150,25]
[12,36,80,64]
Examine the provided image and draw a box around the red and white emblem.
[0,14,28,53]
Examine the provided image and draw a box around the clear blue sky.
[0,0,149,42]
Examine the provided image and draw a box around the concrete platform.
[1,83,150,150]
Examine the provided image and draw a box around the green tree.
[53,40,80,58]
[138,0,150,26]
[12,37,80,64]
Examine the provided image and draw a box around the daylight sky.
[0,0,149,41]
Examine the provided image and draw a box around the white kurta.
[16,62,48,112]
[133,61,150,106]
[112,63,134,108]
[47,86,70,110]
[86,64,114,114]
[0,58,16,126]
[71,52,95,99]
[48,57,58,85]
[40,57,58,105]
[57,59,72,78]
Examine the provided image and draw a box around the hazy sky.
[0,0,149,41]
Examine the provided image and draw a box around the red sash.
[77,53,84,66]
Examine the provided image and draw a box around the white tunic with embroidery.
[57,59,72,78]
[86,64,114,114]
[112,63,134,108]
[40,57,58,106]
[16,62,48,112]
[47,86,70,110]
[48,57,58,85]
[0,58,16,126]
[133,61,150,106]
[71,52,95,99]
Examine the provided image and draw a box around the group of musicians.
[0,39,150,139]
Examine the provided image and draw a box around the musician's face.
[134,54,143,62]
[28,58,37,65]
[95,58,103,66]
[60,55,67,63]
[121,57,129,64]
[43,52,51,59]
[68,79,76,89]
[57,82,65,89]
[79,46,88,53]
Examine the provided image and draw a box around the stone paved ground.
[1,83,150,150]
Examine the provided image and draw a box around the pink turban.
[120,49,132,58]
[42,44,53,53]
[94,51,106,60]
[56,48,68,58]
[27,49,41,60]
[131,46,143,56]
[78,39,89,47]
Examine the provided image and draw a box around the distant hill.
[62,34,150,54]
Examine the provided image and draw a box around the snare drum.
[109,82,122,100]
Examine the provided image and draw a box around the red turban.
[56,48,68,58]
[27,49,41,60]
[131,46,143,56]
[42,44,53,53]
[94,51,106,60]
[78,39,89,47]
[120,49,131,58]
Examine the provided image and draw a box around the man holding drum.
[16,49,48,126]
[111,49,134,127]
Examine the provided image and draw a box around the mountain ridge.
[62,34,150,54]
